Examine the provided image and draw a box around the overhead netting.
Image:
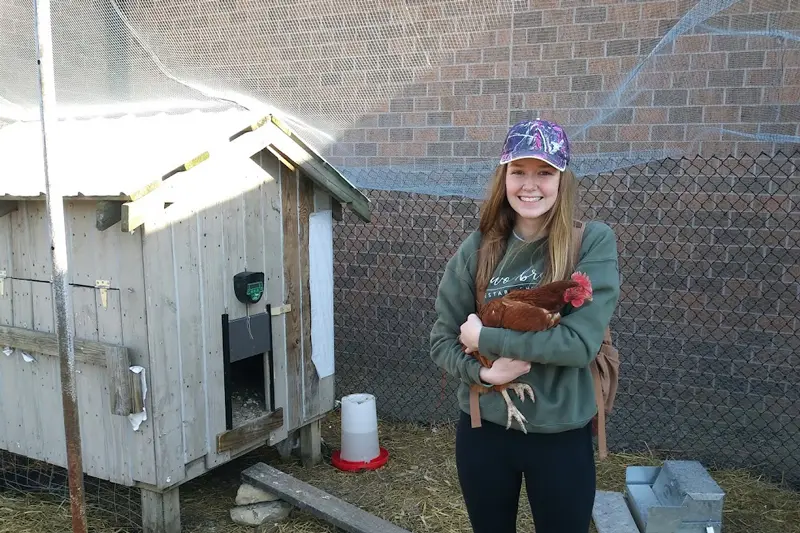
[1,0,797,194]
[1,4,799,531]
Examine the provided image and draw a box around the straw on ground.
[1,411,798,533]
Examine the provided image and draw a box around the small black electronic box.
[233,271,265,304]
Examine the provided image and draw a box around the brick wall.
[108,1,799,163]
[320,1,799,168]
[332,150,800,487]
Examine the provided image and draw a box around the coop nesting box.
[0,109,370,532]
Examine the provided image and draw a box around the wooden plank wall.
[254,151,289,448]
[280,168,336,430]
[72,285,132,484]
[170,201,206,467]
[195,160,250,470]
[199,154,286,469]
[141,205,185,488]
[299,176,317,424]
[193,174,228,470]
[0,213,13,453]
[9,202,52,281]
[137,152,290,474]
[0,201,155,486]
[68,201,157,484]
[281,168,304,432]
[134,158,236,479]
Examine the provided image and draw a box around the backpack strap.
[590,362,608,459]
[470,239,488,429]
[572,220,610,460]
[572,219,585,267]
[469,384,482,429]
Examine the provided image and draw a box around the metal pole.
[32,2,88,533]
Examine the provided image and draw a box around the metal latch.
[270,303,292,316]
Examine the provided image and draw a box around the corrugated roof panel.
[0,109,257,198]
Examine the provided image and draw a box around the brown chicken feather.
[492,279,580,312]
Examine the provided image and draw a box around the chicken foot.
[498,382,535,433]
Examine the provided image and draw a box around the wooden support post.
[141,487,181,533]
[300,419,322,467]
[275,429,298,459]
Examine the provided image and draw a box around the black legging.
[455,411,596,533]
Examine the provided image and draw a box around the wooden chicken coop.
[0,109,370,532]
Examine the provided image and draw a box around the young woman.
[430,118,620,533]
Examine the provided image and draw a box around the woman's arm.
[429,235,495,385]
[476,222,621,367]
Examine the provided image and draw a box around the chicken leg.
[498,382,535,433]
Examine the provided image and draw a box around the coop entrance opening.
[222,309,275,430]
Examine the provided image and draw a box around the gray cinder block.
[625,460,725,533]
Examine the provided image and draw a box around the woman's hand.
[459,313,483,354]
[479,358,532,385]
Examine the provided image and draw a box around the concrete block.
[592,490,639,533]
[625,460,725,533]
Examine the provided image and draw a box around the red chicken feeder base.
[331,447,389,472]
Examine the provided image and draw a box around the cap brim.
[500,153,567,172]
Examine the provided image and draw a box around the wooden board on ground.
[242,462,412,533]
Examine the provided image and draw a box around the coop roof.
[0,109,370,222]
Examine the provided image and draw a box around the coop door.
[221,309,274,430]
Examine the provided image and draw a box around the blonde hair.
[475,162,580,306]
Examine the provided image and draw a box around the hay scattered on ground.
[2,411,799,532]
[0,492,129,533]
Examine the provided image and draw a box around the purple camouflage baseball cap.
[499,118,571,171]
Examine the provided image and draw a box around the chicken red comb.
[571,271,592,293]
[564,271,593,307]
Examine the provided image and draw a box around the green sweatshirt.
[429,221,620,433]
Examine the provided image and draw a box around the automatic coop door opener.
[234,271,265,305]
[222,271,273,431]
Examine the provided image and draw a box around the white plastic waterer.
[331,393,389,471]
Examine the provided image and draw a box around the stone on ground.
[235,482,281,505]
[230,501,292,526]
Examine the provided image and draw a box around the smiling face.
[505,157,561,235]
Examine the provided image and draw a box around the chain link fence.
[0,151,797,532]
[333,149,800,488]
